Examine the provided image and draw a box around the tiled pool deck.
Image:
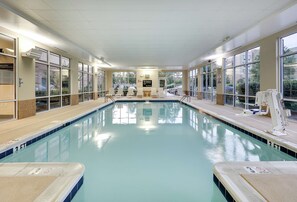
[0,96,296,201]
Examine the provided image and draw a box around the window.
[78,62,93,102]
[158,72,183,96]
[201,63,217,102]
[112,72,136,95]
[35,48,71,112]
[112,103,136,124]
[189,69,198,96]
[62,69,70,94]
[35,63,48,97]
[37,48,48,63]
[50,52,60,65]
[61,57,70,106]
[224,47,260,108]
[98,70,106,97]
[61,57,70,68]
[50,66,60,95]
[280,33,297,120]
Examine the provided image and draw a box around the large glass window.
[61,56,70,68]
[112,72,136,95]
[189,69,198,96]
[62,69,70,94]
[224,47,260,108]
[78,63,94,102]
[98,70,106,97]
[280,33,297,120]
[35,49,70,112]
[248,63,260,96]
[50,66,60,95]
[35,63,48,97]
[235,65,246,108]
[50,52,60,65]
[201,63,217,102]
[36,47,48,62]
[158,72,183,96]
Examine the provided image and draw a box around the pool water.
[1,102,294,201]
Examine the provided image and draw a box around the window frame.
[223,47,260,109]
[35,48,71,112]
[279,32,297,120]
[78,62,94,102]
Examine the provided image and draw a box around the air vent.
[22,48,42,59]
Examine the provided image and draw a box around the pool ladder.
[105,94,115,103]
[180,95,191,103]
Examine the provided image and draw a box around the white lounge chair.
[137,88,143,98]
[127,87,135,97]
[151,87,158,98]
[108,88,115,96]
[115,87,123,97]
[158,88,165,98]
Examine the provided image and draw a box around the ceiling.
[0,0,297,69]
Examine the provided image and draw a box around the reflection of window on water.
[60,133,70,160]
[34,142,47,162]
[48,136,60,161]
[74,114,109,149]
[189,110,199,131]
[97,111,105,127]
[198,117,283,163]
[33,130,71,162]
[158,103,183,124]
[93,132,111,149]
[78,127,82,149]
[112,104,136,124]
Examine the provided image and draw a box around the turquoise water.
[1,102,294,201]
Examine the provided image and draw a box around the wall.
[18,36,35,100]
[136,69,158,90]
[105,70,113,91]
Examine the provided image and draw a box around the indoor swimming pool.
[0,102,294,201]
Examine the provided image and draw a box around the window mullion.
[232,58,235,107]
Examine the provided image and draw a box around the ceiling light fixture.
[99,57,112,66]
[222,36,231,42]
